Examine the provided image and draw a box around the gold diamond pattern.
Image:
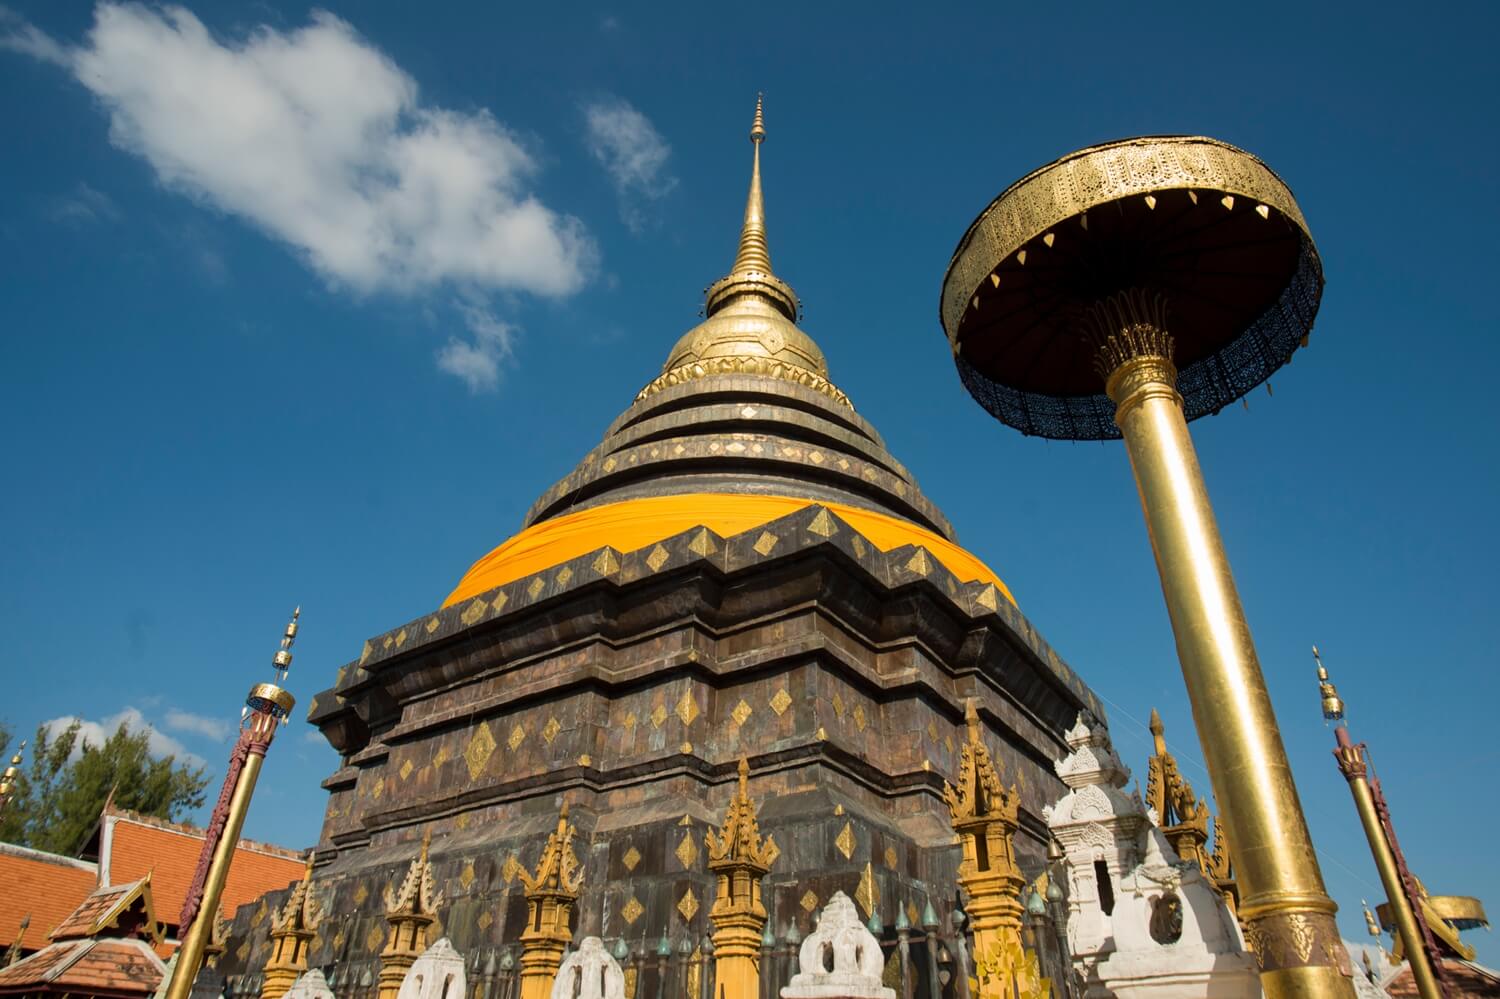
[508,724,527,752]
[366,924,387,952]
[622,846,641,872]
[236,941,250,962]
[527,577,545,599]
[426,617,440,634]
[434,745,451,768]
[360,641,372,664]
[884,847,899,869]
[753,531,779,556]
[855,862,880,918]
[502,854,521,884]
[460,599,488,626]
[764,838,780,867]
[400,759,414,781]
[801,890,819,913]
[851,536,867,558]
[945,734,955,754]
[542,717,561,745]
[906,549,931,576]
[353,883,368,905]
[676,829,699,869]
[623,710,637,730]
[457,813,471,830]
[650,704,668,729]
[806,508,838,537]
[593,549,620,576]
[460,862,476,889]
[491,591,509,614]
[395,627,408,647]
[907,901,921,928]
[465,723,496,781]
[927,720,939,743]
[477,911,493,930]
[832,692,845,718]
[676,690,700,726]
[731,699,752,726]
[383,635,393,650]
[975,584,999,611]
[621,896,644,925]
[647,544,670,572]
[852,704,868,732]
[556,566,573,587]
[678,887,699,921]
[688,529,717,557]
[770,688,792,716]
[835,821,855,860]
[371,779,384,800]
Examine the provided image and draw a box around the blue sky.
[2,0,1496,965]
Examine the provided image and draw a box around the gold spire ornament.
[0,741,24,817]
[379,829,444,999]
[518,803,584,999]
[943,700,1047,999]
[1145,709,1238,914]
[639,97,851,408]
[260,853,321,999]
[166,610,299,999]
[705,758,778,999]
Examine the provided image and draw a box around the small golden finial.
[1363,899,1381,937]
[1149,707,1167,756]
[964,697,981,743]
[0,741,25,808]
[273,607,300,679]
[1314,646,1344,721]
[750,93,765,143]
[738,755,751,793]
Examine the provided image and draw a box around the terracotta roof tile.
[0,938,164,995]
[0,845,98,952]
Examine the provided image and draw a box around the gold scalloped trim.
[636,356,853,409]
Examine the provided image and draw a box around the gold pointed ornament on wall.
[260,853,321,999]
[378,829,444,999]
[943,700,1047,999]
[517,802,584,999]
[705,757,778,999]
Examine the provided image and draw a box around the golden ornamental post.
[1316,650,1444,999]
[517,802,583,999]
[166,609,300,999]
[705,758,777,999]
[939,137,1352,998]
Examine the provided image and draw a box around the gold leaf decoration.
[927,720,939,743]
[400,759,414,781]
[676,829,699,870]
[542,717,561,745]
[460,599,488,626]
[884,847,898,869]
[556,566,573,587]
[434,745,451,768]
[678,887,699,922]
[731,699,752,726]
[832,692,845,718]
[676,690,700,726]
[623,711,637,730]
[650,704,669,729]
[647,544,671,572]
[770,688,792,717]
[975,584,1000,612]
[359,641,372,665]
[527,577,545,599]
[688,529,717,557]
[460,862,476,889]
[491,590,509,614]
[852,704,868,732]
[855,861,880,919]
[501,854,521,884]
[593,549,620,576]
[621,896,644,925]
[906,549,931,576]
[465,724,496,781]
[801,890,819,912]
[508,724,526,752]
[477,911,493,930]
[835,821,856,860]
[353,883,369,905]
[366,924,387,952]
[851,536,868,558]
[622,846,641,872]
[806,508,838,538]
[753,531,779,556]
[426,617,440,634]
[395,627,408,647]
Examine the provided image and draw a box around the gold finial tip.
[560,801,570,820]
[738,756,750,777]
[1148,707,1163,733]
[750,93,765,142]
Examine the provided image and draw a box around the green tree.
[0,719,210,855]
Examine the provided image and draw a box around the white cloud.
[436,301,517,393]
[52,181,121,225]
[583,96,676,231]
[43,707,206,768]
[164,708,232,742]
[5,4,595,296]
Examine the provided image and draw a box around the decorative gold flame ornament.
[517,802,584,999]
[705,757,777,999]
[943,700,1047,999]
[940,137,1351,999]
[166,610,300,999]
[379,828,444,999]
[260,853,321,999]
[0,741,24,817]
[1146,708,1238,914]
[1318,651,1442,999]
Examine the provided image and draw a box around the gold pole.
[166,744,269,999]
[1098,319,1352,999]
[1331,729,1442,999]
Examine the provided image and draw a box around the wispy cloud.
[4,4,596,297]
[51,181,121,225]
[43,707,206,768]
[583,96,676,232]
[436,300,517,393]
[164,708,232,742]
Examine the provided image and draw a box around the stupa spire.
[729,94,772,277]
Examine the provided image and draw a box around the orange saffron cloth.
[443,493,1015,608]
